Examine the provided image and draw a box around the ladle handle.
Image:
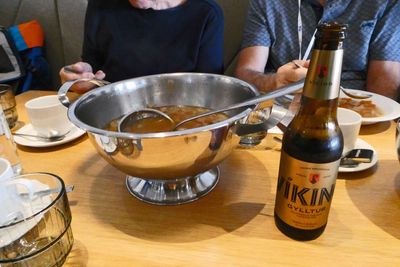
[174,79,305,129]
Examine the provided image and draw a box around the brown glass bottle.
[274,23,347,240]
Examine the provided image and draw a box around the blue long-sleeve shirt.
[82,0,224,82]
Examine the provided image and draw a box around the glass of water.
[0,173,74,266]
[0,84,18,129]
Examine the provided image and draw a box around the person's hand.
[59,62,106,93]
[275,60,309,89]
[59,62,105,83]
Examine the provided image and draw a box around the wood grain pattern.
[13,91,400,267]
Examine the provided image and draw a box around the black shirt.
[82,0,224,82]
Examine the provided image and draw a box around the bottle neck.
[303,49,343,100]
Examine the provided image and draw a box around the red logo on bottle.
[317,65,328,78]
[309,173,320,184]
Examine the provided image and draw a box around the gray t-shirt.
[241,0,400,89]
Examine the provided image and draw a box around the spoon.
[13,131,70,142]
[118,79,305,132]
[291,61,372,99]
[19,185,75,199]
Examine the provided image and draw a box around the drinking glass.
[0,84,18,129]
[0,173,74,266]
[239,107,270,146]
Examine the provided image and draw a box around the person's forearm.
[366,61,400,100]
[367,79,399,100]
[236,69,280,93]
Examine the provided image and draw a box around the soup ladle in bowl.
[118,79,305,132]
[118,108,175,132]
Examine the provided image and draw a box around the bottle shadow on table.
[345,159,400,240]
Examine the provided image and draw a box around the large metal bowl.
[58,73,259,204]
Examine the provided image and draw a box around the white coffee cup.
[337,107,362,155]
[0,157,14,182]
[25,95,73,137]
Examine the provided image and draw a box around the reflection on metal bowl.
[59,73,259,204]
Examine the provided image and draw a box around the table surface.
[13,91,400,267]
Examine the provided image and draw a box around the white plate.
[14,124,86,147]
[340,89,400,125]
[339,138,378,173]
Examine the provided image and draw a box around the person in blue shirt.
[59,0,224,92]
[235,0,400,100]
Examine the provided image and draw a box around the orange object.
[17,20,44,48]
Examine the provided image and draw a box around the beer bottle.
[274,22,346,240]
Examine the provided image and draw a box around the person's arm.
[235,46,308,93]
[195,4,224,74]
[366,60,400,99]
[235,46,274,90]
[367,1,400,99]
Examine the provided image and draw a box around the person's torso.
[88,0,218,82]
[264,0,391,89]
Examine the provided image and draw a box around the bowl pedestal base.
[125,167,220,205]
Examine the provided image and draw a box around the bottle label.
[303,50,343,100]
[275,151,340,230]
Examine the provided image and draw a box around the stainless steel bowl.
[59,73,259,204]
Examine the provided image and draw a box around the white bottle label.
[275,151,340,230]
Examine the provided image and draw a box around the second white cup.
[25,95,72,137]
[337,107,362,155]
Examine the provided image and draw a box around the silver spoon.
[119,79,305,132]
[291,61,372,99]
[19,185,75,199]
[13,131,70,142]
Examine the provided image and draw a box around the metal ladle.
[291,61,372,99]
[118,79,305,132]
[118,108,175,132]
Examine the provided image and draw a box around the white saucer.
[13,124,86,147]
[339,138,378,173]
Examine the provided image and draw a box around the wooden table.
[14,91,400,266]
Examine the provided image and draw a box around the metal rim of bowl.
[66,72,259,139]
